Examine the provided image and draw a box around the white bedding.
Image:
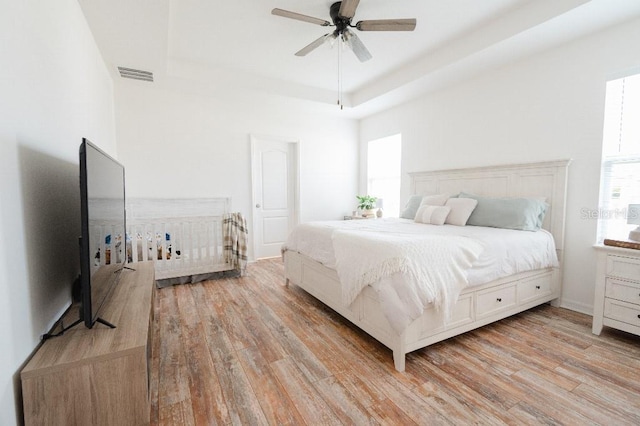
[283,218,558,286]
[283,218,558,332]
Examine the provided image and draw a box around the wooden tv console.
[21,262,155,426]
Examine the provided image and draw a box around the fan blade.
[295,33,336,57]
[271,8,331,26]
[339,0,360,19]
[343,29,372,62]
[356,19,417,31]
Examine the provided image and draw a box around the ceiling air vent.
[117,67,153,82]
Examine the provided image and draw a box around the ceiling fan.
[272,0,417,62]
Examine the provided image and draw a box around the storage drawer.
[604,298,640,326]
[606,255,640,282]
[518,273,553,304]
[605,278,640,305]
[476,284,517,318]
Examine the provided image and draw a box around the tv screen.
[79,138,126,328]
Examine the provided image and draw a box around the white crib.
[127,198,234,282]
[91,198,234,284]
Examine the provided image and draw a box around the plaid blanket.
[223,212,248,274]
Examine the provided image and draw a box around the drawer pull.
[536,285,541,290]
[497,298,502,302]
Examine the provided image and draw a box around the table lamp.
[628,204,640,241]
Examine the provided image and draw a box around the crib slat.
[160,222,167,261]
[187,221,195,265]
[129,225,138,264]
[141,225,149,261]
[214,219,220,262]
[204,221,211,262]
[196,222,202,262]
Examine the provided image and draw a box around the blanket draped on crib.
[223,212,248,274]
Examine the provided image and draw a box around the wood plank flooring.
[150,258,640,425]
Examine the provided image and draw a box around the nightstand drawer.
[604,298,640,326]
[606,255,640,281]
[476,284,517,318]
[605,278,640,305]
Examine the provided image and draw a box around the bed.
[282,160,570,371]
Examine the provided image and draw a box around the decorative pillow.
[444,198,478,226]
[414,205,451,225]
[459,192,549,231]
[399,195,423,219]
[419,194,449,207]
[400,194,449,219]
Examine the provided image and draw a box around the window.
[367,134,401,217]
[597,73,640,241]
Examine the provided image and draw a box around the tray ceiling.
[78,0,640,117]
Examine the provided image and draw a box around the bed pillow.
[444,198,478,226]
[414,205,451,225]
[459,192,549,231]
[400,194,449,219]
[419,194,449,207]
[399,195,423,219]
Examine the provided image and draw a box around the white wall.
[360,18,640,314]
[0,1,115,424]
[114,83,359,255]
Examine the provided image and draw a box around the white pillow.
[419,194,449,207]
[415,205,451,225]
[444,198,478,226]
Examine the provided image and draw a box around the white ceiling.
[78,0,640,118]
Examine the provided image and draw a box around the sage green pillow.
[459,192,548,231]
[400,195,423,219]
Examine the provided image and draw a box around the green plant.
[356,195,377,210]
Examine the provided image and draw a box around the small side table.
[592,243,640,337]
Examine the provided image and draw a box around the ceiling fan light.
[342,29,372,62]
[328,32,339,47]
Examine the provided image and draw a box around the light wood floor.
[150,258,640,425]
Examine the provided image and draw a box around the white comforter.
[283,218,558,333]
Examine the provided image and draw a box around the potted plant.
[356,195,377,217]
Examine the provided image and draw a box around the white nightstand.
[592,243,640,336]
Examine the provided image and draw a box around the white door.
[251,136,299,259]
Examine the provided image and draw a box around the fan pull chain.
[338,35,343,109]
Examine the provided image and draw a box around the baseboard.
[558,299,593,316]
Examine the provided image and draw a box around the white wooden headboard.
[409,160,571,252]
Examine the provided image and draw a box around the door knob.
[256,204,261,208]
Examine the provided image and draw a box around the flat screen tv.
[79,138,126,328]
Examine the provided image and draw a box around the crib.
[91,198,235,285]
